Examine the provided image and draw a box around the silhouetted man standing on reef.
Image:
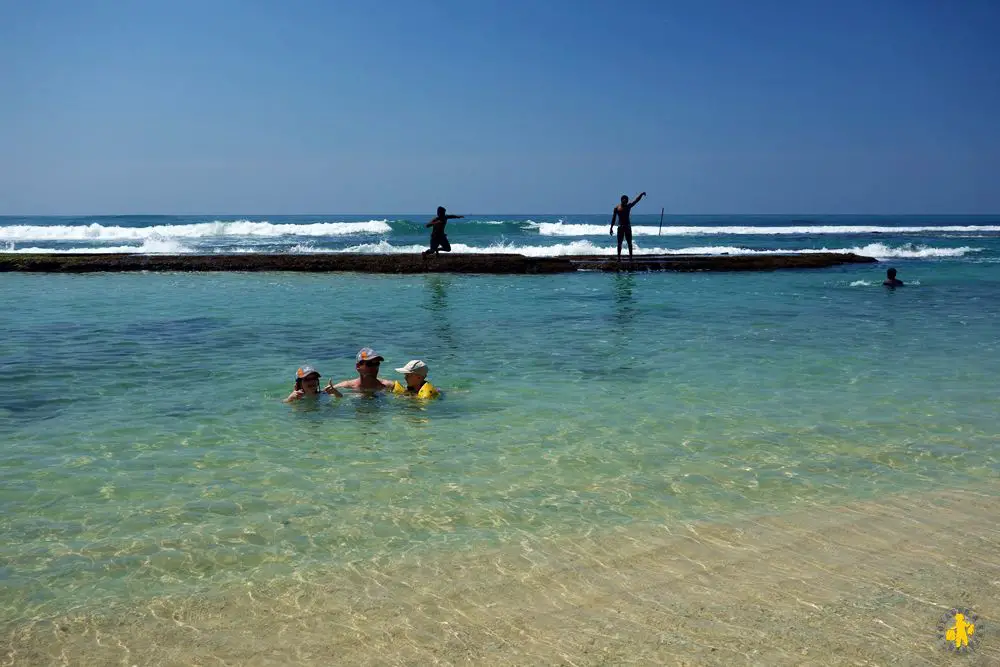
[610,192,646,261]
[423,206,464,257]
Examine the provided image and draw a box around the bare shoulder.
[334,378,361,389]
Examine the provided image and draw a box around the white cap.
[395,360,428,376]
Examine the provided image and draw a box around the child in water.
[284,366,342,402]
[392,360,440,398]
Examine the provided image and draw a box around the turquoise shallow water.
[2,260,999,623]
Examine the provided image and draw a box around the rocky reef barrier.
[0,252,877,274]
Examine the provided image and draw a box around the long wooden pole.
[658,207,664,235]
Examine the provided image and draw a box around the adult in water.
[284,366,342,402]
[422,206,465,257]
[333,348,395,393]
[609,191,646,261]
[883,267,904,288]
[391,359,441,398]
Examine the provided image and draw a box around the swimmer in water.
[391,359,440,398]
[883,267,904,288]
[333,347,395,393]
[284,366,342,402]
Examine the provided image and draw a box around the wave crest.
[2,239,979,259]
[536,223,1000,237]
[0,220,392,241]
[3,238,193,254]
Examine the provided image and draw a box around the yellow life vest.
[392,380,439,398]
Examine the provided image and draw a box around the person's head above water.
[437,206,446,217]
[395,359,428,388]
[330,347,393,392]
[295,366,321,394]
[356,347,384,375]
[620,195,629,205]
[285,364,341,402]
[883,266,904,287]
[392,359,440,398]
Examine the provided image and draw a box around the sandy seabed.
[4,485,998,666]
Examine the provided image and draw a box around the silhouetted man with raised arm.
[422,206,465,257]
[609,192,646,261]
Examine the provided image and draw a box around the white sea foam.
[839,243,977,258]
[287,240,611,255]
[286,240,981,259]
[4,238,193,254]
[536,223,1000,237]
[850,278,921,287]
[0,220,392,241]
[290,240,432,254]
[5,239,979,259]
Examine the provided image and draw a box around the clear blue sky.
[2,0,998,214]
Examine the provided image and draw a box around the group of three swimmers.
[284,347,439,403]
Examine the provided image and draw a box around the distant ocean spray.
[1,214,998,261]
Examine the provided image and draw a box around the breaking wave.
[0,220,392,241]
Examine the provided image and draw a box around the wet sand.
[0,252,876,274]
[5,485,998,666]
